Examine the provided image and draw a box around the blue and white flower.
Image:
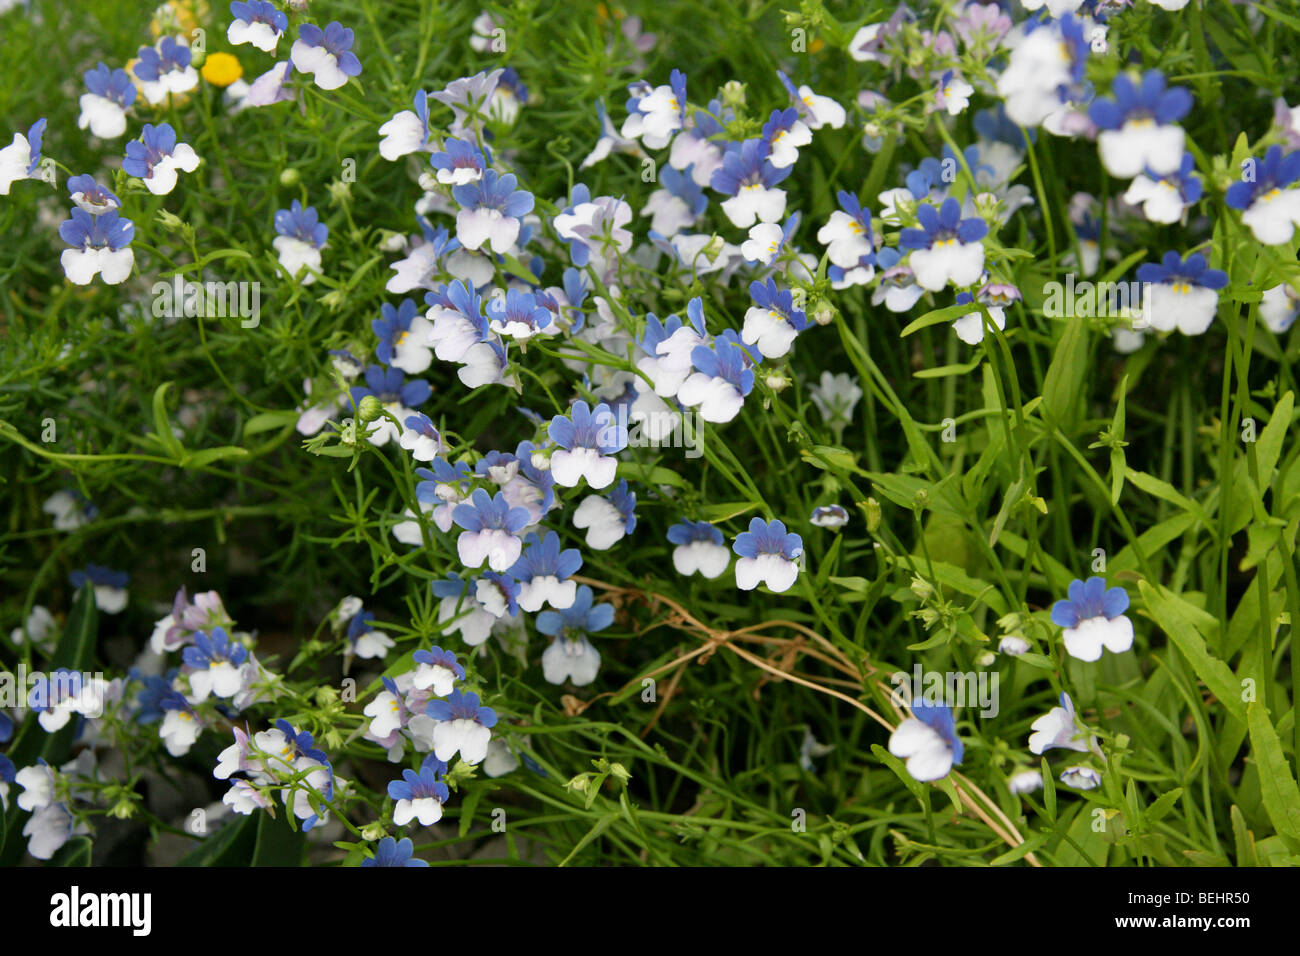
[1123,152,1201,224]
[1089,69,1191,178]
[290,21,362,91]
[677,333,756,423]
[1225,145,1300,245]
[431,573,498,646]
[1136,251,1227,336]
[133,36,198,104]
[412,647,465,697]
[364,835,428,866]
[888,702,964,782]
[122,123,199,196]
[761,107,812,169]
[398,412,444,461]
[379,90,434,161]
[488,288,556,342]
[732,517,802,593]
[453,168,534,253]
[620,69,687,149]
[710,138,791,228]
[346,611,394,660]
[430,136,487,185]
[78,63,135,139]
[509,531,582,612]
[228,0,288,52]
[183,627,249,700]
[1029,691,1097,755]
[548,400,627,489]
[1050,576,1135,662]
[273,200,328,284]
[373,298,434,374]
[537,585,614,687]
[667,520,730,579]
[66,175,119,215]
[572,478,636,551]
[0,117,46,195]
[810,505,849,529]
[898,197,988,292]
[69,564,128,613]
[742,277,808,359]
[452,488,531,571]
[58,209,135,286]
[426,690,497,764]
[388,762,450,826]
[349,365,432,446]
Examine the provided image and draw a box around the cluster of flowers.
[4,0,1296,864]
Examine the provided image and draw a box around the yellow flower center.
[201,52,243,88]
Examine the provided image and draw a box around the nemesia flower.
[431,573,498,646]
[1123,153,1201,224]
[1089,70,1192,178]
[733,518,802,593]
[888,702,964,782]
[412,647,465,697]
[133,36,199,104]
[537,584,614,686]
[0,117,46,195]
[379,90,434,161]
[547,400,627,489]
[426,690,497,764]
[228,0,288,52]
[1260,283,1300,334]
[621,69,687,149]
[667,520,730,578]
[509,531,582,612]
[388,761,450,826]
[710,138,791,228]
[810,505,849,529]
[430,136,487,184]
[1050,576,1135,662]
[677,334,757,424]
[364,835,428,866]
[935,70,974,116]
[488,288,556,342]
[1225,145,1300,245]
[431,69,504,137]
[399,412,444,461]
[66,175,120,215]
[182,627,249,700]
[1060,766,1102,790]
[346,611,394,660]
[290,21,362,91]
[373,298,434,374]
[273,200,328,284]
[952,291,1005,345]
[898,197,988,292]
[451,489,531,571]
[1008,769,1043,794]
[572,479,636,550]
[1136,251,1227,336]
[78,64,136,139]
[777,70,846,130]
[68,564,129,613]
[452,168,534,253]
[122,123,200,196]
[349,365,431,446]
[1029,692,1097,755]
[761,107,812,169]
[742,277,808,359]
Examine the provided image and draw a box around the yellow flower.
[202,52,243,88]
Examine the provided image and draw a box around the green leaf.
[699,501,761,522]
[1040,314,1089,428]
[1246,701,1300,844]
[182,445,252,469]
[900,301,972,337]
[150,382,184,458]
[243,410,299,437]
[251,810,308,866]
[49,837,93,866]
[1139,581,1245,724]
[177,814,258,867]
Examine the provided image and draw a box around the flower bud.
[357,395,383,423]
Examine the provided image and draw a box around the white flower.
[887,716,956,782]
[734,553,799,593]
[160,708,202,756]
[1060,766,1102,790]
[572,494,628,550]
[272,236,323,284]
[541,636,602,686]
